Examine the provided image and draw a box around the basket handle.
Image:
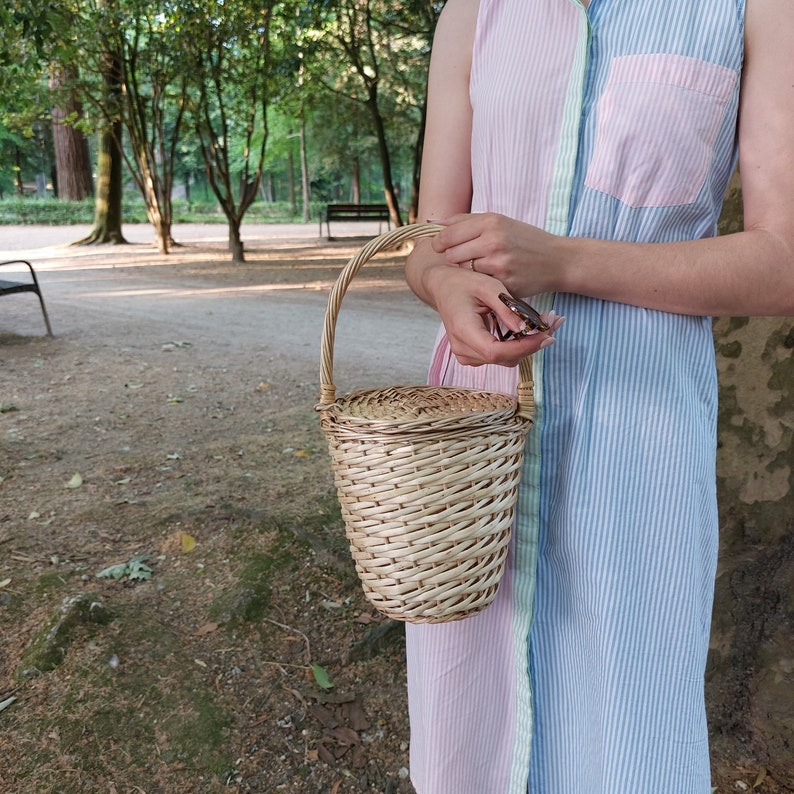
[318,223,535,419]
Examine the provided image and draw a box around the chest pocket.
[584,53,737,209]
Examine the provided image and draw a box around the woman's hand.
[430,212,568,298]
[406,238,563,368]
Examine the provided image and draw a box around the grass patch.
[8,604,233,792]
[0,197,317,225]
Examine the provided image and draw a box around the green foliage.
[96,555,154,581]
[311,663,334,690]
[0,196,307,225]
[0,0,441,234]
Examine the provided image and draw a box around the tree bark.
[49,72,94,201]
[299,120,311,224]
[408,88,427,225]
[351,157,361,204]
[229,222,244,263]
[707,172,794,778]
[74,43,126,246]
[365,88,402,227]
[75,122,126,245]
[287,148,296,215]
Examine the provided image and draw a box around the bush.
[0,197,313,226]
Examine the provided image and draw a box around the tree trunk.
[229,222,244,264]
[366,90,402,227]
[49,72,94,201]
[76,123,126,245]
[74,44,126,246]
[287,148,297,216]
[260,173,274,202]
[299,121,311,224]
[707,172,794,778]
[15,147,23,196]
[351,158,361,204]
[409,90,428,225]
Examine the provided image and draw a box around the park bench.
[320,203,391,239]
[0,260,54,336]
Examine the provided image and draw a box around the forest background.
[0,0,435,259]
[0,0,792,791]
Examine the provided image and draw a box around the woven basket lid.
[324,385,521,435]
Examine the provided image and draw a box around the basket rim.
[317,383,525,434]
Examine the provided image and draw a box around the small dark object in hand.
[493,293,549,340]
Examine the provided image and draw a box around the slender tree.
[82,0,189,254]
[181,0,276,262]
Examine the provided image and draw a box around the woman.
[404,0,794,792]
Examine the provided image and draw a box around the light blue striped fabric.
[531,1,744,791]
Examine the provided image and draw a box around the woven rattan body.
[317,225,535,623]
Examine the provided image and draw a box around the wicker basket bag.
[317,224,535,623]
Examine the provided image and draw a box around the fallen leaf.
[311,663,334,690]
[753,768,767,788]
[256,382,271,390]
[341,699,370,732]
[309,703,339,730]
[194,659,207,668]
[330,781,342,794]
[180,532,197,553]
[195,622,218,637]
[331,725,360,746]
[293,448,313,458]
[350,744,367,769]
[0,403,18,413]
[96,555,153,581]
[114,477,131,485]
[66,473,83,489]
[166,395,184,404]
[28,511,41,520]
[0,578,10,588]
[0,696,17,713]
[316,742,334,765]
[305,748,319,762]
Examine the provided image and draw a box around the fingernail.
[540,337,556,349]
[547,310,557,324]
[551,316,566,332]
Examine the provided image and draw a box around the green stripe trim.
[546,7,591,236]
[507,7,590,792]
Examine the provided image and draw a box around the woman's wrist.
[406,243,448,308]
[552,235,581,295]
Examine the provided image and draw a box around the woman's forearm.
[557,227,794,317]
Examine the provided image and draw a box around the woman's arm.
[427,0,794,319]
[406,0,557,367]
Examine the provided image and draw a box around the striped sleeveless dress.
[405,1,744,792]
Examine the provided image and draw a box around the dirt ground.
[0,223,786,793]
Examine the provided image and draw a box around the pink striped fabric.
[584,53,737,207]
